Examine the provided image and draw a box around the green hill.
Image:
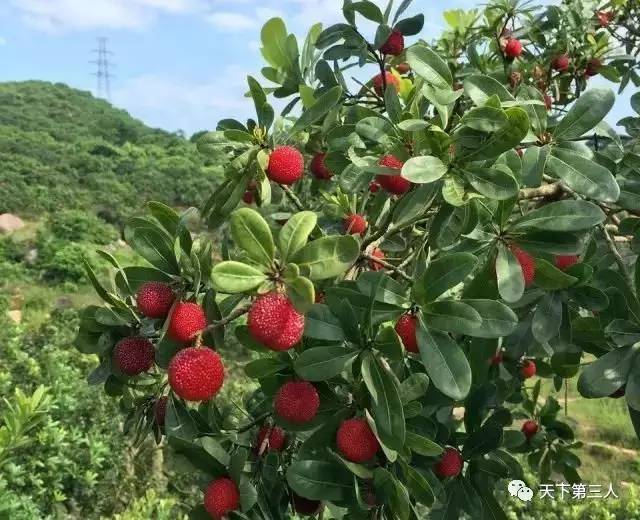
[0,81,221,225]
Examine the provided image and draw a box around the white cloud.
[9,0,203,33]
[205,12,256,32]
[111,67,253,134]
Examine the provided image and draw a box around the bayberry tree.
[75,0,640,518]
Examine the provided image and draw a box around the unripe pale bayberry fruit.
[136,281,175,319]
[242,190,255,204]
[380,30,404,56]
[343,214,368,235]
[369,248,386,272]
[396,62,411,74]
[113,337,155,376]
[336,418,380,462]
[504,38,523,58]
[434,447,463,478]
[168,347,224,401]
[552,54,570,72]
[154,396,168,427]
[376,155,411,195]
[204,478,240,520]
[395,314,418,353]
[510,245,536,287]
[274,381,319,424]
[248,292,304,351]
[292,492,322,516]
[521,419,539,439]
[555,255,579,270]
[520,359,537,379]
[610,386,626,398]
[585,58,601,77]
[310,152,333,180]
[373,72,400,96]
[266,146,304,185]
[168,302,207,342]
[255,424,287,454]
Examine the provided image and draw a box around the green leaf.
[395,14,425,35]
[463,74,514,106]
[403,465,435,506]
[577,346,637,398]
[460,106,509,132]
[401,156,448,183]
[286,460,352,501]
[294,346,357,381]
[417,317,471,400]
[211,261,268,293]
[495,243,524,303]
[361,351,406,451]
[286,276,315,313]
[165,395,198,441]
[279,211,318,263]
[290,86,343,134]
[512,200,605,232]
[553,88,615,140]
[462,421,503,458]
[125,222,180,274]
[373,468,411,520]
[406,44,452,90]
[230,208,275,269]
[399,373,430,404]
[462,165,519,200]
[238,476,257,512]
[413,253,477,304]
[532,293,562,344]
[304,304,345,341]
[605,320,640,346]
[406,431,444,456]
[293,235,359,280]
[546,148,619,203]
[534,259,578,290]
[244,358,288,378]
[460,299,518,338]
[423,300,482,335]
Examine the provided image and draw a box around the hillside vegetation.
[0,81,221,224]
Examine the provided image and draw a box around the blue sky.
[0,0,633,135]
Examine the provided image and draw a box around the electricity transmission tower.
[91,37,114,100]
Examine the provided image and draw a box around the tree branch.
[360,252,412,282]
[204,304,251,332]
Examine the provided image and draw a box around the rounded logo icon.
[508,480,526,497]
[517,486,534,502]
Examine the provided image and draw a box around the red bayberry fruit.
[552,54,570,72]
[396,62,411,74]
[292,492,322,516]
[336,418,380,462]
[274,381,319,424]
[248,292,304,351]
[204,478,240,520]
[490,353,504,366]
[343,214,368,235]
[395,314,418,353]
[555,255,579,270]
[369,248,386,271]
[380,30,404,56]
[369,181,381,193]
[315,291,325,304]
[376,155,411,195]
[168,347,224,401]
[585,58,602,77]
[504,38,523,59]
[521,419,539,439]
[168,302,207,343]
[113,337,155,376]
[373,72,400,96]
[520,359,537,379]
[434,447,463,478]
[510,245,536,287]
[242,190,255,204]
[154,396,168,427]
[255,424,287,454]
[266,146,304,185]
[310,152,333,180]
[136,281,175,319]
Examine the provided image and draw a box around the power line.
[90,37,114,101]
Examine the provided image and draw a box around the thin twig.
[360,252,412,282]
[601,223,634,287]
[203,304,251,332]
[280,184,305,211]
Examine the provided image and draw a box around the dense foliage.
[0,81,223,224]
[73,0,640,519]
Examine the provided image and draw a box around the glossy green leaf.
[278,211,318,263]
[230,208,275,268]
[293,235,359,280]
[496,243,524,303]
[406,44,452,89]
[553,88,615,140]
[577,345,637,398]
[460,299,518,338]
[294,346,357,381]
[423,300,483,335]
[286,460,353,501]
[211,261,268,293]
[512,200,605,232]
[413,252,477,304]
[401,155,448,183]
